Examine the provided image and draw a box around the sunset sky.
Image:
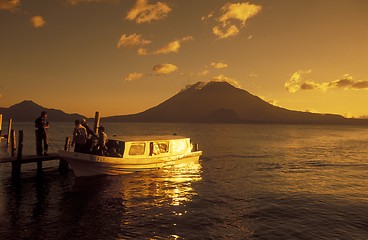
[1,0,367,118]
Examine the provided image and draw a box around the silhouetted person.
[106,140,122,157]
[94,126,108,156]
[81,119,97,138]
[81,119,97,153]
[71,120,87,153]
[35,111,49,156]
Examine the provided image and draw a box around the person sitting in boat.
[106,140,123,157]
[92,126,108,156]
[71,120,87,153]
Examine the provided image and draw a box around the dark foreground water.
[0,123,368,239]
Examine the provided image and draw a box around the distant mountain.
[0,100,86,122]
[104,81,368,125]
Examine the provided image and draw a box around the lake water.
[0,122,367,239]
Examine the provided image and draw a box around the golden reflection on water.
[120,162,202,208]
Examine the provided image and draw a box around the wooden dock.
[0,153,59,164]
[0,111,101,179]
[0,129,71,179]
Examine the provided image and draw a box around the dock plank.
[0,153,59,164]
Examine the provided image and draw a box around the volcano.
[103,81,367,125]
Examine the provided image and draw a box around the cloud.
[267,100,279,107]
[300,81,321,90]
[218,2,262,23]
[117,33,151,48]
[66,0,118,6]
[126,0,171,24]
[152,63,178,75]
[201,12,214,22]
[138,36,193,55]
[0,0,20,12]
[260,96,280,107]
[211,74,241,88]
[284,70,312,93]
[206,2,262,39]
[327,74,368,89]
[30,16,46,28]
[211,62,228,69]
[285,72,368,93]
[212,24,239,39]
[198,69,210,77]
[124,72,144,81]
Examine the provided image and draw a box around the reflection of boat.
[58,135,202,177]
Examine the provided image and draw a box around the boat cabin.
[105,135,192,158]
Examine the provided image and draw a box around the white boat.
[58,135,202,177]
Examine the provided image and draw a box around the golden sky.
[0,0,367,118]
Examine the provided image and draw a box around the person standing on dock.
[35,111,49,156]
[71,120,87,153]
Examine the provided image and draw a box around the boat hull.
[58,150,202,177]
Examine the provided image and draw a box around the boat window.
[129,143,146,155]
[150,141,169,155]
[170,140,187,153]
[157,141,169,153]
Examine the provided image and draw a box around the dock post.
[12,130,23,179]
[37,159,42,172]
[59,137,70,173]
[7,118,12,147]
[37,159,43,174]
[64,137,71,151]
[10,129,16,157]
[93,111,100,134]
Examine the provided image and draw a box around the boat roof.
[110,135,190,142]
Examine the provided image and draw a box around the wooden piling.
[37,160,43,174]
[59,137,70,173]
[64,137,71,151]
[17,130,23,159]
[7,118,12,146]
[12,130,23,179]
[10,129,16,157]
[35,130,43,175]
[93,111,100,134]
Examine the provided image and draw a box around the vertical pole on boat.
[93,111,100,134]
[7,118,12,147]
[59,137,70,173]
[12,130,23,179]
